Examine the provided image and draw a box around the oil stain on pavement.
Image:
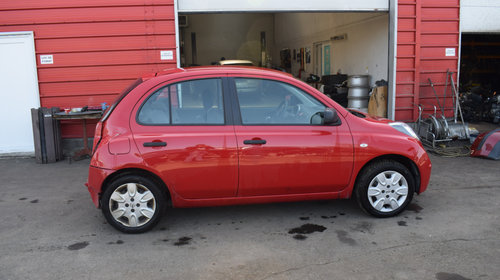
[406,203,423,213]
[435,272,472,280]
[67,241,89,251]
[288,223,327,240]
[335,230,357,246]
[174,237,192,246]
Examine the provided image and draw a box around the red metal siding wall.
[396,0,460,121]
[0,0,177,137]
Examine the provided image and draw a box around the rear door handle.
[143,141,167,147]
[243,139,267,145]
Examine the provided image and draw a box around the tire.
[355,160,415,217]
[101,175,165,233]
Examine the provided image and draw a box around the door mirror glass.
[311,108,340,125]
[323,108,340,125]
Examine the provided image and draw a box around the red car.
[86,67,431,233]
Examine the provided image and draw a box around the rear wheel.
[355,160,415,217]
[101,175,165,233]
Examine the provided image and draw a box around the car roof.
[134,66,348,117]
[143,66,292,80]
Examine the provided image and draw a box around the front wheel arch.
[354,159,416,217]
[354,154,421,195]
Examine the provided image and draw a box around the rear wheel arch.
[99,168,172,208]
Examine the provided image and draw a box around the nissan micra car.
[86,67,431,233]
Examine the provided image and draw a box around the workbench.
[53,111,102,160]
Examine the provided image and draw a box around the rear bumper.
[86,165,114,208]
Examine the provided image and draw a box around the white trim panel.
[174,0,181,68]
[388,0,397,120]
[461,0,500,33]
[178,0,388,13]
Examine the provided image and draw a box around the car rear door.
[230,76,354,197]
[130,75,238,199]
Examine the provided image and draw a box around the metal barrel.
[347,75,370,87]
[347,75,370,110]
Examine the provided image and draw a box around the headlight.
[389,122,419,139]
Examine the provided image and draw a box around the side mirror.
[310,108,341,125]
[323,108,340,125]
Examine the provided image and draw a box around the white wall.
[179,0,388,13]
[181,12,389,86]
[274,13,389,85]
[461,0,500,33]
[182,14,274,66]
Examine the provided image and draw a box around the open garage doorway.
[177,12,390,97]
[459,33,500,123]
[460,33,500,91]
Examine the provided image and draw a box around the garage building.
[0,0,472,155]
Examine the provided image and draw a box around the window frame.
[135,77,233,126]
[229,77,336,126]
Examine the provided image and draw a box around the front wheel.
[355,160,415,217]
[101,175,165,233]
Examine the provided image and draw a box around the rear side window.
[137,87,171,124]
[137,78,225,125]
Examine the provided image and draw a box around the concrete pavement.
[0,154,499,280]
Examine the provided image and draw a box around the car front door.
[130,77,238,199]
[231,77,353,197]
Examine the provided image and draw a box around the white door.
[0,32,40,154]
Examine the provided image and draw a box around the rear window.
[102,78,143,122]
[137,78,225,125]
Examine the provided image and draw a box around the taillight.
[92,121,103,155]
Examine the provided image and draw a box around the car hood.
[347,109,392,124]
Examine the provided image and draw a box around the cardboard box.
[368,86,387,117]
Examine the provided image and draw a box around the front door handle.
[243,139,267,145]
[143,141,167,147]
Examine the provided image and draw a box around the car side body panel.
[337,113,432,199]
[86,67,431,211]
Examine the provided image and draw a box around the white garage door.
[0,32,40,154]
[178,0,388,13]
[461,0,500,32]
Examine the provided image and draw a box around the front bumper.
[417,152,432,193]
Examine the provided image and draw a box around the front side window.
[138,78,224,125]
[235,78,325,125]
